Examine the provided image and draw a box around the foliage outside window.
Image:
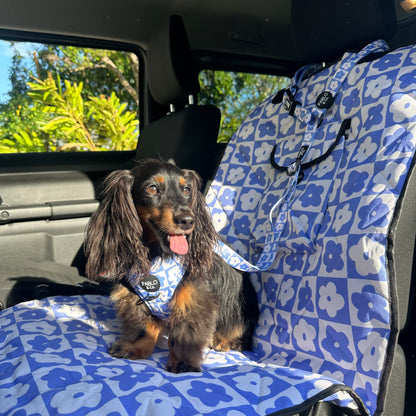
[0,41,139,153]
[199,70,290,143]
[0,42,290,153]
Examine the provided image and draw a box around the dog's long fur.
[85,158,259,373]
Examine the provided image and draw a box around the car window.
[0,39,139,153]
[199,70,290,143]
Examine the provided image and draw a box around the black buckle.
[283,88,301,117]
[136,293,160,306]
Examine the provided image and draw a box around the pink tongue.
[169,235,189,255]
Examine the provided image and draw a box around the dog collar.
[126,256,186,320]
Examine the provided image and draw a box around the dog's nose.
[174,213,195,230]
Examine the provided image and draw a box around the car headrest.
[147,15,200,106]
[291,0,397,63]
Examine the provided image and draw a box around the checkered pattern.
[1,40,416,415]
[127,257,186,320]
[0,296,363,416]
[206,40,416,415]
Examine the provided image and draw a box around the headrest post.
[188,95,195,106]
[169,104,176,113]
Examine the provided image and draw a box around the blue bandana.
[125,237,290,321]
[126,257,186,320]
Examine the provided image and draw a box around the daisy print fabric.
[2,41,416,416]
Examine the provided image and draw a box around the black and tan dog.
[85,158,259,373]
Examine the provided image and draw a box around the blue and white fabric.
[1,40,416,415]
[207,40,416,415]
[127,257,186,320]
[0,295,366,416]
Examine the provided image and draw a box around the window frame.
[0,28,144,173]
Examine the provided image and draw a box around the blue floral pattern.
[0,295,358,416]
[206,41,416,415]
[1,40,416,416]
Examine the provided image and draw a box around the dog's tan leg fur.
[130,321,161,358]
[212,326,245,352]
[110,285,162,359]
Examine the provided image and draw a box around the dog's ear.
[182,169,201,207]
[85,170,150,281]
[183,169,218,275]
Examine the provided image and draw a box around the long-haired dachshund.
[85,158,259,373]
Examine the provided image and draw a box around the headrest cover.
[148,15,200,105]
[291,0,397,63]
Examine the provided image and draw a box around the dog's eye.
[183,186,191,195]
[146,185,159,195]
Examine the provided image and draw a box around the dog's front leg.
[167,282,218,373]
[110,285,162,359]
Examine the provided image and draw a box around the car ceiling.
[0,0,415,69]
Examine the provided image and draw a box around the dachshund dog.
[85,158,259,373]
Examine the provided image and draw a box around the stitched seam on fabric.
[374,149,416,415]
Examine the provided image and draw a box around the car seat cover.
[0,295,367,416]
[2,40,416,416]
[206,40,416,415]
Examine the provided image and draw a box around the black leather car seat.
[136,15,224,185]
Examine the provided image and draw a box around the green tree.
[199,70,289,143]
[26,74,139,151]
[0,43,51,151]
[35,45,139,109]
[0,41,139,153]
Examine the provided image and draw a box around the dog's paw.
[166,358,201,373]
[211,335,243,352]
[110,338,155,359]
[109,340,135,359]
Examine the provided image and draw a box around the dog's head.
[85,159,217,281]
[131,159,201,256]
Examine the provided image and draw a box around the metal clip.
[287,145,309,176]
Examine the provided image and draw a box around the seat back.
[206,2,416,415]
[136,15,223,184]
[208,40,416,416]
